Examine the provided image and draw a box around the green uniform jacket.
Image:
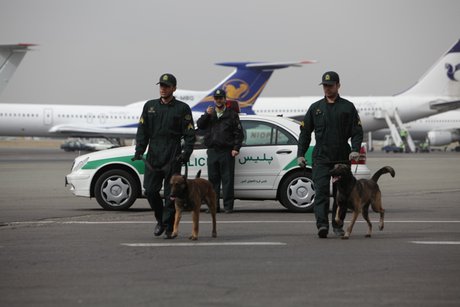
[297,95,363,163]
[135,97,195,168]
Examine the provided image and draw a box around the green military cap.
[213,88,226,98]
[319,71,340,85]
[157,73,177,86]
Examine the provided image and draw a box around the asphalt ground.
[1,145,459,307]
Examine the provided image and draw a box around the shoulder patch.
[185,114,192,121]
[139,116,144,124]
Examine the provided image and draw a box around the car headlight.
[72,157,89,172]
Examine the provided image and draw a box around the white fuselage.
[0,89,208,137]
[254,94,446,132]
[372,110,460,140]
[0,103,142,137]
[0,94,454,138]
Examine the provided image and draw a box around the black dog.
[330,164,395,239]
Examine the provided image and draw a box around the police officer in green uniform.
[297,71,363,238]
[197,89,244,213]
[133,73,196,238]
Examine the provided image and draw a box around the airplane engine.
[427,130,460,146]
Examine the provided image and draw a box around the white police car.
[65,115,370,212]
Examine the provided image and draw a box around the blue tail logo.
[223,79,250,101]
[191,61,313,114]
[445,63,460,81]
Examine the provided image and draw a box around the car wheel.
[279,170,315,212]
[94,169,139,210]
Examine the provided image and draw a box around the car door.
[235,119,298,192]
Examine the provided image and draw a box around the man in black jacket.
[197,89,244,213]
[133,73,195,238]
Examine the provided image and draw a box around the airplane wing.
[430,99,460,112]
[48,124,137,138]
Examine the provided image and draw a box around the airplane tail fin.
[0,43,36,95]
[400,39,460,99]
[191,61,315,114]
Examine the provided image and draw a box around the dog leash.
[318,159,359,175]
[182,161,188,179]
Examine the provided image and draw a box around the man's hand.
[297,157,306,168]
[131,153,143,161]
[349,152,360,161]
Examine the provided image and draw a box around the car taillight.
[351,145,367,165]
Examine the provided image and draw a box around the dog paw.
[341,236,349,240]
[212,232,217,238]
[365,234,371,238]
[189,236,198,241]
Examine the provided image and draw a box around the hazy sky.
[0,0,459,106]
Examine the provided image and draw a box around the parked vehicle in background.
[60,138,118,152]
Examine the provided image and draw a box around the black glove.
[131,153,143,161]
[176,152,189,164]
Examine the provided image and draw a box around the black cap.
[213,88,226,98]
[319,71,340,85]
[156,73,177,86]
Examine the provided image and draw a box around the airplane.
[0,60,314,139]
[2,39,460,151]
[372,110,460,147]
[0,43,34,95]
[249,39,460,151]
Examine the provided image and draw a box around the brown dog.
[170,171,217,240]
[330,164,395,239]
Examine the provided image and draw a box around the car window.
[192,119,297,149]
[241,120,297,146]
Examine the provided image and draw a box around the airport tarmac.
[1,144,460,306]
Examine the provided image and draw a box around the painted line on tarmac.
[5,220,460,226]
[410,241,460,245]
[121,242,287,247]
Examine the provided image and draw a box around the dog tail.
[371,166,395,182]
[195,170,201,178]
